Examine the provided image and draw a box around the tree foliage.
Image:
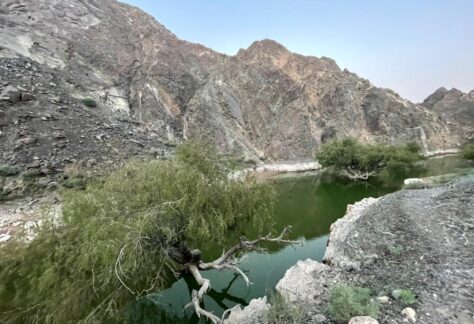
[315,138,423,180]
[461,143,474,160]
[0,142,275,323]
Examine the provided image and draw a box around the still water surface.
[125,156,472,323]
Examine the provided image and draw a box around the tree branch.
[184,226,303,323]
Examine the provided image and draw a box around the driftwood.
[340,167,377,181]
[184,226,303,323]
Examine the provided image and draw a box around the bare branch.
[114,245,135,295]
[183,226,303,323]
[200,226,302,269]
[341,168,377,180]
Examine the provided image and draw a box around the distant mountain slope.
[421,87,474,140]
[0,0,466,170]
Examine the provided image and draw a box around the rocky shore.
[227,175,474,323]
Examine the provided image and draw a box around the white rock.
[276,259,332,303]
[323,197,379,270]
[224,297,269,324]
[402,307,417,322]
[349,316,379,324]
[404,178,424,186]
[377,296,390,304]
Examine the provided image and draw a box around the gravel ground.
[328,175,474,323]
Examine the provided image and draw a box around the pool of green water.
[124,156,473,323]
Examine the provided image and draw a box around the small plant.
[266,292,310,324]
[328,284,379,321]
[0,187,12,201]
[22,169,42,180]
[398,289,416,305]
[461,143,474,160]
[387,244,403,256]
[0,165,20,177]
[80,98,98,108]
[62,177,86,189]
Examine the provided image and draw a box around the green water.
[124,156,473,323]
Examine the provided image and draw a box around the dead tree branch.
[184,226,303,323]
[340,167,377,180]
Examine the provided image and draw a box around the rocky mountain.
[421,87,474,140]
[0,0,468,173]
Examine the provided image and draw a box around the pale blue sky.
[121,0,474,102]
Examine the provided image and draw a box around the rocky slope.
[421,87,474,141]
[0,0,466,173]
[228,175,474,323]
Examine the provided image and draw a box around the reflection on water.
[125,156,473,323]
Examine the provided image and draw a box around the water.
[124,156,473,323]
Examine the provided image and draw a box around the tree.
[0,142,297,323]
[315,138,422,180]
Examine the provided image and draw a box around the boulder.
[224,297,270,324]
[0,86,21,103]
[402,307,417,322]
[348,316,379,324]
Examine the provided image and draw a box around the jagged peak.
[236,39,289,58]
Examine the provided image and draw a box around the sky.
[121,0,474,102]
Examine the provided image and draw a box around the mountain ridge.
[0,0,471,172]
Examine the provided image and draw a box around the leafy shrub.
[0,165,20,177]
[22,169,42,180]
[398,289,416,305]
[316,138,422,180]
[328,284,379,321]
[0,142,275,323]
[266,292,310,324]
[461,143,474,160]
[81,98,98,107]
[0,187,12,201]
[62,177,86,189]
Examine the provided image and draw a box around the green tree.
[315,138,422,180]
[0,142,275,323]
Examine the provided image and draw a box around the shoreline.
[229,161,322,180]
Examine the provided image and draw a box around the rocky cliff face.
[0,0,466,170]
[421,87,474,141]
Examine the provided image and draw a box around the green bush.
[0,165,20,177]
[266,292,310,324]
[62,177,86,189]
[22,169,42,180]
[81,98,98,107]
[398,289,416,305]
[328,284,379,321]
[315,138,422,180]
[461,143,474,160]
[0,188,12,201]
[0,142,275,323]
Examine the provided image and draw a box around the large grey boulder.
[224,297,270,324]
[0,86,21,103]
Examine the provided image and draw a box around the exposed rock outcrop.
[421,87,474,141]
[0,0,466,171]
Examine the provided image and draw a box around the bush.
[461,143,474,160]
[0,187,12,201]
[266,292,310,324]
[398,289,416,305]
[62,177,86,189]
[81,98,98,107]
[22,169,42,180]
[0,142,275,323]
[315,138,422,180]
[0,165,20,177]
[328,284,379,321]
